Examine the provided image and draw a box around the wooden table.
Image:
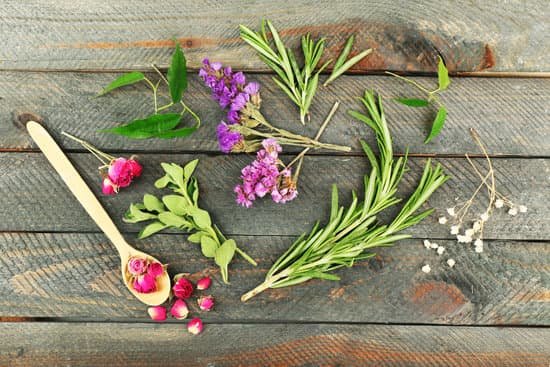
[1,1,548,366]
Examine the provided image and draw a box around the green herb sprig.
[387,56,450,143]
[241,90,448,301]
[98,41,200,139]
[124,160,256,283]
[323,35,372,87]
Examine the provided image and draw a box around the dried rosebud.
[170,299,189,320]
[172,277,194,299]
[147,262,164,278]
[196,277,212,291]
[147,306,166,322]
[198,295,214,311]
[127,257,147,275]
[187,317,203,335]
[127,158,143,178]
[108,158,134,188]
[101,177,118,195]
[133,273,157,293]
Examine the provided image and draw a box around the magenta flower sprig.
[199,59,350,154]
[61,132,142,195]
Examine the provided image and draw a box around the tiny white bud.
[475,244,484,253]
[465,228,475,237]
[494,199,504,208]
[450,225,460,235]
[474,238,483,247]
[447,259,456,268]
[447,208,456,217]
[480,212,490,222]
[421,264,431,273]
[423,239,431,249]
[508,207,518,216]
[457,235,473,243]
[519,205,527,213]
[430,242,440,249]
[437,246,445,255]
[473,221,481,232]
[438,216,448,224]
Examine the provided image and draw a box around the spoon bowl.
[27,121,170,306]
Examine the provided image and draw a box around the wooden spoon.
[27,121,170,306]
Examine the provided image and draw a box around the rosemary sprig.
[240,20,331,124]
[323,35,372,87]
[241,90,448,301]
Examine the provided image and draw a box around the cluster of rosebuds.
[126,256,165,293]
[61,132,142,195]
[147,275,214,335]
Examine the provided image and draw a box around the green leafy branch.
[387,56,450,143]
[124,160,256,283]
[97,41,200,139]
[241,90,448,301]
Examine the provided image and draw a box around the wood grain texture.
[0,1,548,72]
[2,72,549,155]
[1,231,548,324]
[0,153,547,239]
[1,322,549,367]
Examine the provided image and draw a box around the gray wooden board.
[2,72,549,155]
[0,1,548,72]
[0,153,547,239]
[0,231,548,324]
[1,322,549,367]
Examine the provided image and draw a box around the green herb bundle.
[241,90,448,301]
[124,160,256,283]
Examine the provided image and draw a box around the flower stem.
[235,247,257,266]
[61,131,114,165]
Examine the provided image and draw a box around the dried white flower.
[438,216,448,224]
[430,242,439,249]
[446,207,456,217]
[480,212,490,222]
[450,225,460,235]
[423,240,432,249]
[447,259,456,268]
[508,207,518,216]
[437,246,445,255]
[474,238,483,247]
[457,235,472,243]
[465,228,475,237]
[494,199,504,208]
[475,244,484,253]
[421,264,431,274]
[519,205,527,213]
[472,221,481,232]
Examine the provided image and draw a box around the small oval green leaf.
[97,71,145,96]
[183,159,199,179]
[187,232,203,243]
[143,194,165,212]
[437,56,450,91]
[394,98,430,107]
[424,106,447,144]
[154,175,170,189]
[167,41,188,103]
[162,195,188,216]
[138,221,167,239]
[191,208,211,229]
[214,239,236,267]
[158,211,190,228]
[201,236,219,258]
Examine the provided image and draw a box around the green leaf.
[158,211,190,228]
[154,175,170,189]
[97,71,145,96]
[324,48,372,86]
[162,195,188,216]
[394,98,430,107]
[153,127,196,139]
[201,236,218,258]
[167,41,187,103]
[161,163,185,188]
[138,221,167,239]
[100,113,181,139]
[214,239,236,267]
[143,194,165,212]
[128,203,157,221]
[437,56,450,91]
[330,184,339,221]
[191,208,211,230]
[189,177,199,205]
[333,35,355,71]
[187,232,203,243]
[424,106,447,144]
[183,159,199,179]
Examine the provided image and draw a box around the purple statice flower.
[216,121,243,153]
[200,59,248,113]
[271,169,298,204]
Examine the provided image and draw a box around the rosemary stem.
[241,268,290,302]
[235,247,258,266]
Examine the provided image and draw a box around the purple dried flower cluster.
[234,139,297,207]
[199,59,261,153]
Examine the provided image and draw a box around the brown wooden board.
[1,232,548,324]
[0,1,548,72]
[1,322,549,367]
[3,72,549,155]
[0,153,546,239]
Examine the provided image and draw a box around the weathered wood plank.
[1,232,549,324]
[1,322,549,367]
[0,153,547,239]
[0,1,548,72]
[3,72,549,155]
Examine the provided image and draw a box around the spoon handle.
[27,121,129,254]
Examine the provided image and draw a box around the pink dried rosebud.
[133,273,157,293]
[170,299,189,320]
[101,177,118,195]
[187,317,203,335]
[127,158,143,178]
[172,277,194,299]
[108,158,134,188]
[147,262,164,278]
[147,306,166,322]
[197,295,214,311]
[127,256,147,275]
[196,276,211,291]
